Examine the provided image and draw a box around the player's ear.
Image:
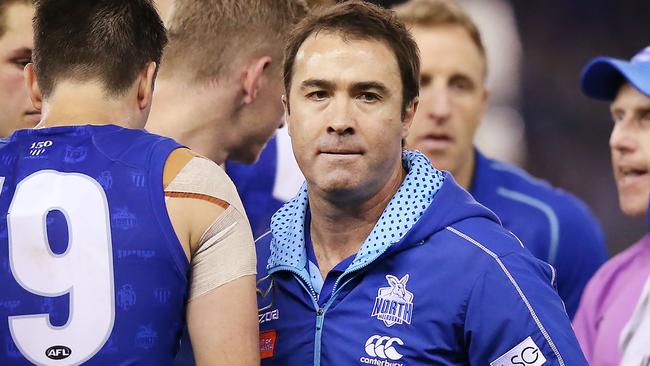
[23,63,42,111]
[137,62,157,110]
[282,94,290,115]
[479,87,489,123]
[401,97,418,140]
[282,94,291,136]
[241,56,272,105]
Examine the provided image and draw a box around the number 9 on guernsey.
[6,171,115,365]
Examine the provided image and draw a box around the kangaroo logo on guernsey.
[372,274,414,327]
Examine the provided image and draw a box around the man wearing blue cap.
[573,46,650,366]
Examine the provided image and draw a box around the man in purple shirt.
[573,45,650,366]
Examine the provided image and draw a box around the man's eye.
[13,59,31,68]
[450,78,473,92]
[640,110,650,121]
[640,110,650,127]
[420,74,432,88]
[611,111,624,124]
[358,92,380,102]
[307,91,328,100]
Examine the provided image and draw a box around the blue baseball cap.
[581,45,650,101]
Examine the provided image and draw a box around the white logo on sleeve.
[490,337,547,366]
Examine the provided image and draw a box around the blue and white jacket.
[256,151,587,365]
[470,150,607,319]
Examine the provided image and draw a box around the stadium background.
[372,0,648,255]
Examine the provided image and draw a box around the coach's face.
[285,32,413,201]
[609,82,650,217]
[404,25,487,185]
[0,3,38,137]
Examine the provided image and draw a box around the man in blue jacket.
[256,1,587,365]
[393,0,608,319]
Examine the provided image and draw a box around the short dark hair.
[0,0,33,38]
[33,0,167,98]
[283,0,420,118]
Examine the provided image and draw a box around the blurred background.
[157,0,648,255]
[373,0,649,255]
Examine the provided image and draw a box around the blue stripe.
[496,187,560,265]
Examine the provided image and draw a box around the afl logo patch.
[45,345,71,360]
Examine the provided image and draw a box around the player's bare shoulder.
[163,148,255,300]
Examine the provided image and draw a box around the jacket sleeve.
[552,197,608,319]
[464,250,588,365]
[571,269,604,363]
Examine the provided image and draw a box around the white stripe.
[255,229,272,243]
[508,231,525,248]
[548,263,557,287]
[446,226,565,366]
[256,230,274,272]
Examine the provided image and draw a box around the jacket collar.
[267,150,446,273]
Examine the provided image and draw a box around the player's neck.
[454,151,477,190]
[148,79,238,164]
[37,82,144,129]
[307,163,406,275]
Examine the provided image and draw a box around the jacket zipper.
[270,244,405,365]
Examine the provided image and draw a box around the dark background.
[366,0,650,255]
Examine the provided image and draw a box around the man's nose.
[422,86,452,124]
[327,96,355,136]
[609,117,637,154]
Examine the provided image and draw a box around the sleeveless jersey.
[0,125,188,365]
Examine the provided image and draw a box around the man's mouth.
[617,165,649,187]
[318,146,365,161]
[318,142,365,155]
[417,133,453,150]
[620,167,648,178]
[321,150,361,155]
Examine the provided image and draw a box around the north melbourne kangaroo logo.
[372,274,414,327]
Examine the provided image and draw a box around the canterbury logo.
[365,335,404,360]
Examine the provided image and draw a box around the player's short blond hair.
[305,0,335,10]
[0,0,33,38]
[162,0,309,83]
[393,0,485,61]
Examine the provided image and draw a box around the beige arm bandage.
[165,157,256,301]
